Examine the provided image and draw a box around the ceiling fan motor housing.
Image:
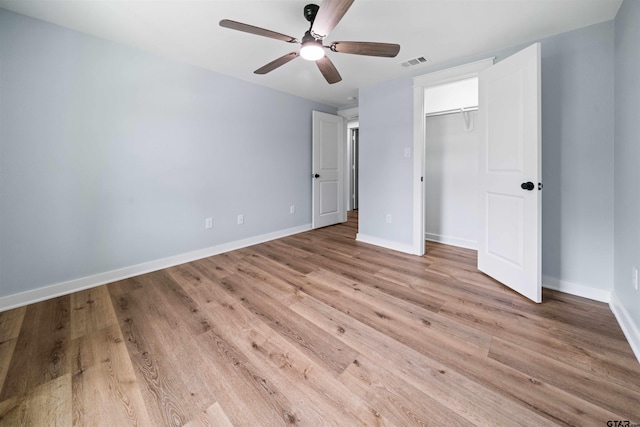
[304,4,320,24]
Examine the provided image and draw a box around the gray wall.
[0,9,335,298]
[614,0,640,334]
[540,20,615,289]
[359,20,616,293]
[358,77,414,245]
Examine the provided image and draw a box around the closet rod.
[425,106,478,118]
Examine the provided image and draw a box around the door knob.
[314,173,320,178]
[521,181,535,191]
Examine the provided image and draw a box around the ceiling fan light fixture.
[300,39,325,61]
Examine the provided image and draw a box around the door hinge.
[421,176,424,182]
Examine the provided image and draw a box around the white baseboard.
[542,275,611,303]
[356,233,415,255]
[0,224,311,312]
[609,292,640,364]
[425,233,478,250]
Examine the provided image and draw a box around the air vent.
[401,56,429,67]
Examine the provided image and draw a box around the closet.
[424,77,479,250]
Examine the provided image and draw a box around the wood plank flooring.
[1,211,639,426]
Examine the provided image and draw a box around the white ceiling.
[0,0,622,108]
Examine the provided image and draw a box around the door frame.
[411,57,495,255]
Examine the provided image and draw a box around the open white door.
[312,111,345,229]
[477,43,542,303]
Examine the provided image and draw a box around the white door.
[477,43,542,303]
[312,111,345,228]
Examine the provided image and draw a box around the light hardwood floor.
[1,211,639,426]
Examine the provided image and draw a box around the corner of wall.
[609,291,640,364]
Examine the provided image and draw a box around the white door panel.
[478,43,541,303]
[486,193,524,267]
[312,111,345,228]
[320,181,339,214]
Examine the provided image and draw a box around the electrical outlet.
[205,218,213,229]
[386,214,392,224]
[290,205,295,214]
[633,266,638,291]
[237,214,244,225]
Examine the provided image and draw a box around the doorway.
[412,44,542,303]
[312,111,346,229]
[411,58,495,256]
[339,107,360,215]
[424,77,479,250]
[348,126,359,211]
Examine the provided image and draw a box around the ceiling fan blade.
[331,41,400,58]
[316,56,342,84]
[220,19,298,43]
[254,52,299,74]
[311,0,354,39]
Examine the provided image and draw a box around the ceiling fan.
[219,0,400,84]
